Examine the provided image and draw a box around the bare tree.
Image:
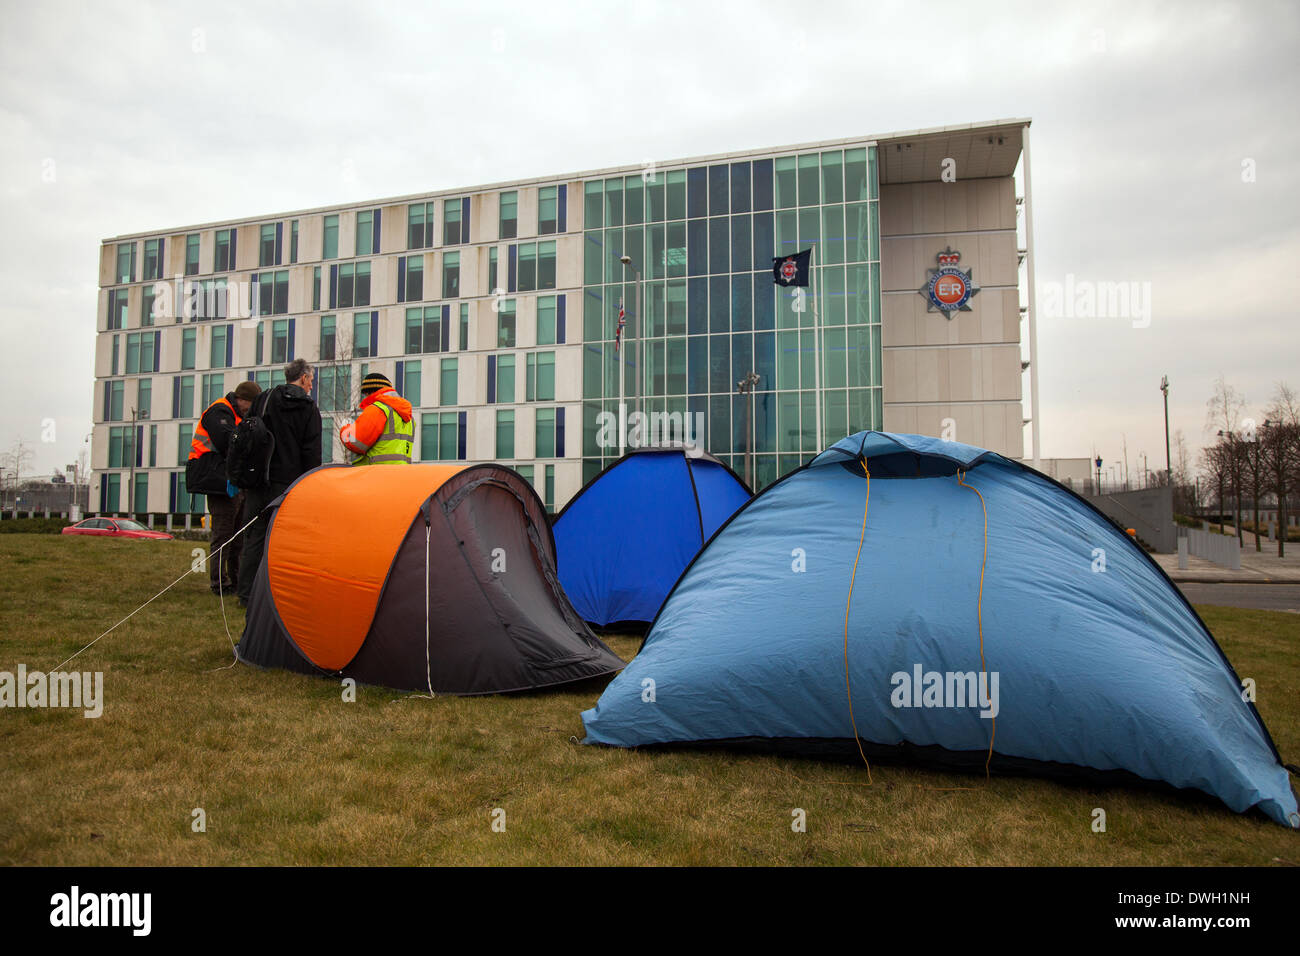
[1,438,35,484]
[1262,383,1300,557]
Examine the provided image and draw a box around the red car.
[62,517,174,540]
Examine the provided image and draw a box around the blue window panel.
[370,312,378,353]
[557,184,567,233]
[462,198,470,243]
[557,295,566,344]
[487,355,497,404]
[275,222,283,263]
[247,371,255,381]
[753,273,775,331]
[250,274,260,316]
[556,407,565,458]
[708,217,728,275]
[687,166,708,218]
[731,275,752,332]
[730,214,752,274]
[153,331,161,371]
[373,208,382,254]
[329,264,339,309]
[440,305,451,352]
[708,165,728,216]
[288,318,295,360]
[752,212,774,271]
[508,245,517,293]
[687,218,707,276]
[171,376,180,416]
[136,426,144,467]
[688,335,708,394]
[167,473,176,513]
[225,326,233,368]
[752,158,774,212]
[709,275,729,334]
[395,360,404,393]
[397,258,407,301]
[457,412,467,460]
[730,162,751,213]
[688,277,708,336]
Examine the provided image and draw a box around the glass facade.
[581,146,880,489]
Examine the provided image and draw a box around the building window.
[143,238,164,281]
[105,380,124,421]
[544,464,555,512]
[148,424,157,468]
[323,214,339,259]
[496,409,515,459]
[356,210,375,256]
[398,255,423,302]
[526,351,555,402]
[402,359,422,406]
[499,191,517,239]
[141,284,157,326]
[116,243,136,283]
[201,373,224,409]
[255,320,264,366]
[214,230,236,272]
[537,295,559,345]
[353,311,377,358]
[408,201,434,250]
[419,411,463,462]
[271,319,291,364]
[488,246,499,293]
[137,378,152,419]
[319,315,336,361]
[538,186,558,235]
[318,365,351,412]
[174,375,194,418]
[289,219,299,264]
[185,234,200,276]
[312,266,321,311]
[210,325,231,368]
[497,299,516,348]
[107,289,128,330]
[535,407,557,458]
[125,332,156,374]
[260,223,279,267]
[251,370,273,392]
[493,355,515,404]
[440,358,458,406]
[459,304,469,351]
[405,306,441,354]
[514,241,556,293]
[196,278,228,320]
[177,423,193,465]
[442,251,460,298]
[336,262,371,308]
[256,270,289,315]
[443,198,463,245]
[111,335,119,375]
[181,328,196,370]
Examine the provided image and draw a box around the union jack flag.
[615,301,626,353]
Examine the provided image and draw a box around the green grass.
[0,534,1296,866]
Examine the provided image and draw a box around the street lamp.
[1160,375,1171,485]
[619,255,643,433]
[736,371,760,488]
[129,407,150,518]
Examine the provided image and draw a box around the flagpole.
[810,242,822,452]
[617,298,625,459]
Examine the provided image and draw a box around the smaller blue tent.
[554,448,751,628]
[582,431,1300,827]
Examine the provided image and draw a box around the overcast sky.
[2,0,1297,484]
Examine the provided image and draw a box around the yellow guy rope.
[843,456,873,784]
[956,467,995,779]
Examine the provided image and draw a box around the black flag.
[772,249,812,287]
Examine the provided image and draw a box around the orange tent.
[237,463,624,694]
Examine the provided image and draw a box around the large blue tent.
[582,431,1299,827]
[554,448,751,628]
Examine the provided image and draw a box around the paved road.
[1178,583,1300,613]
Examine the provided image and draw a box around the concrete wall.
[1087,485,1175,553]
[879,177,1023,458]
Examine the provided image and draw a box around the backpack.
[226,392,277,490]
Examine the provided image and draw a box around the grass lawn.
[1,534,1296,866]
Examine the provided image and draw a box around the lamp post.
[736,371,759,488]
[129,407,149,518]
[619,255,643,436]
[1160,375,1171,484]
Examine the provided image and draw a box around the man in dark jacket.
[237,358,322,605]
[187,380,261,594]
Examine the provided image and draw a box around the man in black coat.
[186,380,261,594]
[237,358,322,606]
